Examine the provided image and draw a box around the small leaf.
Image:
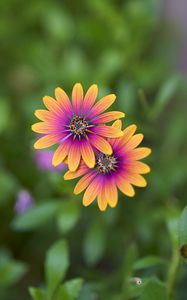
[150,75,180,119]
[57,200,80,234]
[45,239,69,299]
[0,259,27,288]
[29,287,47,300]
[133,256,166,270]
[139,277,168,300]
[56,278,83,300]
[83,219,106,266]
[179,206,187,260]
[12,201,59,231]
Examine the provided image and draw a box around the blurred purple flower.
[34,150,67,172]
[15,190,34,214]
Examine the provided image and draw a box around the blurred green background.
[0,0,187,299]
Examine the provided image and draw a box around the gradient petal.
[128,147,152,160]
[74,171,97,195]
[113,124,137,148]
[34,134,61,149]
[126,173,147,187]
[116,176,135,197]
[97,188,108,211]
[93,125,124,138]
[88,94,116,118]
[105,180,118,208]
[82,84,98,115]
[52,139,71,166]
[68,142,81,171]
[81,140,95,168]
[32,122,56,134]
[126,161,150,174]
[83,177,101,207]
[55,87,72,116]
[43,96,63,115]
[122,134,144,151]
[64,162,89,180]
[72,83,83,114]
[34,110,52,121]
[90,135,112,155]
[91,111,125,124]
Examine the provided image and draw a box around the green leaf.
[150,75,180,119]
[56,278,83,300]
[45,239,69,299]
[57,200,80,234]
[133,256,166,270]
[83,219,106,266]
[0,257,27,288]
[29,288,47,300]
[139,277,168,300]
[12,201,59,231]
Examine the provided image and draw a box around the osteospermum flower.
[32,83,125,171]
[64,120,151,211]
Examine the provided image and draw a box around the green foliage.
[0,0,187,299]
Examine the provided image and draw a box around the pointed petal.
[93,126,124,138]
[105,181,118,208]
[55,87,73,116]
[126,161,151,174]
[72,83,83,114]
[116,176,135,197]
[74,171,97,195]
[82,84,98,115]
[68,143,81,171]
[81,141,95,168]
[34,134,61,149]
[123,134,144,151]
[91,111,124,124]
[112,119,123,130]
[52,140,71,166]
[126,173,147,187]
[128,147,152,160]
[97,188,107,211]
[64,162,89,180]
[83,177,100,207]
[88,94,116,118]
[34,109,52,121]
[113,124,137,148]
[43,96,64,116]
[90,135,112,155]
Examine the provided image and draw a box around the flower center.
[96,153,118,174]
[69,116,89,138]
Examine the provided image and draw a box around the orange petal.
[105,181,118,208]
[52,140,71,166]
[112,119,123,130]
[92,111,125,124]
[111,124,137,147]
[116,176,135,197]
[97,189,107,211]
[82,84,98,114]
[128,147,152,160]
[68,143,81,171]
[72,83,83,114]
[31,122,54,134]
[90,135,112,155]
[74,171,97,195]
[88,94,116,118]
[83,178,100,207]
[81,141,95,168]
[94,126,124,138]
[126,161,150,174]
[55,87,72,114]
[34,110,52,121]
[126,173,147,187]
[43,96,63,115]
[64,162,89,180]
[123,134,144,151]
[34,134,60,149]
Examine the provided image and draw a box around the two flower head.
[32,83,151,211]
